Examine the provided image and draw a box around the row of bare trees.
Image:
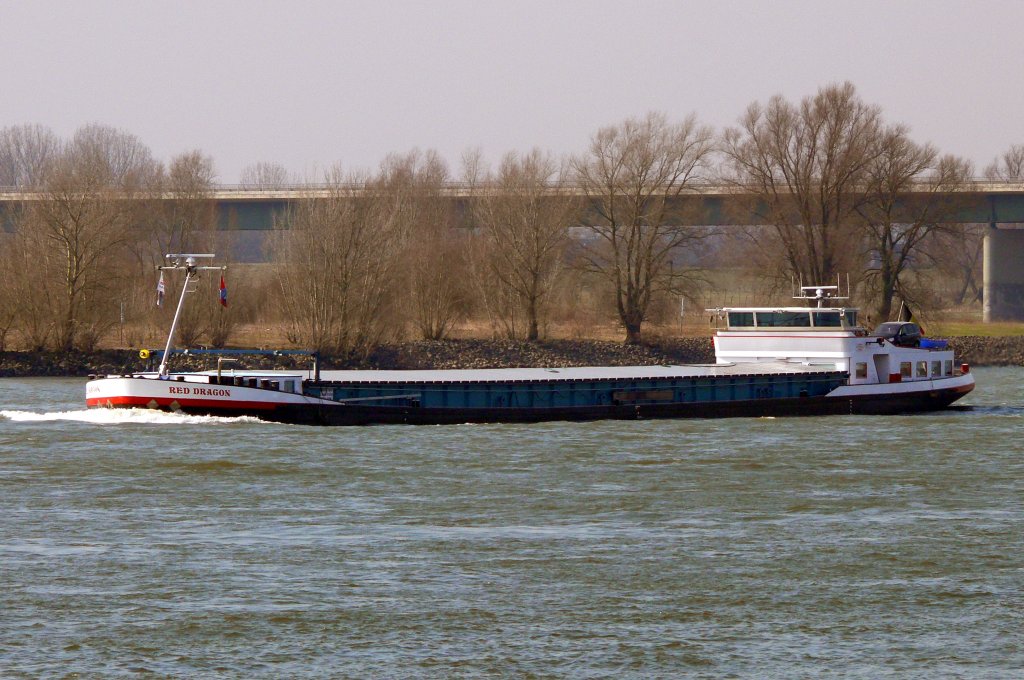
[1,82,1018,353]
[274,149,572,354]
[719,82,982,322]
[0,124,226,351]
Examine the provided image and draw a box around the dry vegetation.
[1,82,1020,355]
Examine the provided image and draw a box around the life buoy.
[139,349,151,359]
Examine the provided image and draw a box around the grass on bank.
[928,321,1024,337]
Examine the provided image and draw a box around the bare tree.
[275,167,406,355]
[926,223,985,307]
[141,150,218,258]
[460,147,485,190]
[0,125,57,348]
[0,233,21,349]
[240,162,292,189]
[857,127,974,320]
[23,125,158,350]
[378,149,466,340]
[0,124,59,187]
[0,225,63,350]
[721,82,884,287]
[984,145,1024,180]
[472,149,579,340]
[573,111,715,344]
[70,123,159,188]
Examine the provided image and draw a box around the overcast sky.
[3,0,1022,182]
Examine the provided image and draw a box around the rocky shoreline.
[0,336,1021,378]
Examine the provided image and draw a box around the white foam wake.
[0,408,266,425]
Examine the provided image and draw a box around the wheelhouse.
[715,308,860,331]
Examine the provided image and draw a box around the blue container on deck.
[920,338,948,349]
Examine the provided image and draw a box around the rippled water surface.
[2,368,1022,677]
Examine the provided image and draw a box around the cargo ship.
[85,256,975,425]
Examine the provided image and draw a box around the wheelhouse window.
[855,362,868,379]
[944,360,953,376]
[728,311,754,328]
[916,361,928,378]
[844,311,858,326]
[812,311,842,327]
[931,361,941,377]
[900,362,912,378]
[755,311,811,327]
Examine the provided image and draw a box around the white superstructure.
[708,286,973,394]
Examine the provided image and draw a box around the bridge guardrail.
[3,179,1024,199]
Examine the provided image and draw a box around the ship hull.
[258,386,973,425]
[86,374,974,426]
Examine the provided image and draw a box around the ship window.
[755,311,811,327]
[813,311,842,327]
[845,311,858,326]
[931,361,941,377]
[944,360,952,376]
[855,362,868,379]
[900,362,912,378]
[916,361,928,378]
[728,311,754,327]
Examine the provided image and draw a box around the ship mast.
[157,254,225,377]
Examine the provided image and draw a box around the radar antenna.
[792,275,850,308]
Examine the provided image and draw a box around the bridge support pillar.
[984,226,1024,322]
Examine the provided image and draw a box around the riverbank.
[1,336,1021,378]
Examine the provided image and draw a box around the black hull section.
[166,384,972,426]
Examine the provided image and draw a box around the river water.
[1,368,1021,678]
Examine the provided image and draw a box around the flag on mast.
[156,271,165,307]
[219,274,228,307]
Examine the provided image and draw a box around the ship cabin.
[709,304,962,388]
[715,307,861,333]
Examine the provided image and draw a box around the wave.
[956,405,1024,417]
[0,408,266,425]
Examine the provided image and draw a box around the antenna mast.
[156,254,225,377]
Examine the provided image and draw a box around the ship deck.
[313,361,841,384]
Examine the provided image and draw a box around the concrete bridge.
[3,182,1024,320]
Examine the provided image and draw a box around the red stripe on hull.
[87,396,277,411]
